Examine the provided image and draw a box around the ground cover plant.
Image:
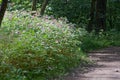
[0,11,87,80]
[80,30,120,52]
[0,11,120,80]
[0,0,120,80]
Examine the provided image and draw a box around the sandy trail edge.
[63,47,120,80]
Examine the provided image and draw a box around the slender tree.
[87,0,96,32]
[87,0,107,33]
[95,0,107,32]
[0,0,8,27]
[40,0,49,16]
[32,0,37,11]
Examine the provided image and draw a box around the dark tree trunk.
[0,0,8,27]
[40,0,49,16]
[32,0,37,11]
[95,0,107,32]
[87,0,96,32]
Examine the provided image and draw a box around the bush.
[46,0,90,27]
[80,30,120,51]
[0,11,86,80]
[80,32,110,51]
[107,0,120,31]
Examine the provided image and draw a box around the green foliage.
[7,0,120,31]
[105,30,120,46]
[80,30,120,51]
[107,0,120,31]
[0,0,120,79]
[0,0,2,3]
[0,11,87,80]
[46,0,90,27]
[81,32,110,51]
[8,0,32,10]
[8,0,43,11]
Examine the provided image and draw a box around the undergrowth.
[0,11,87,80]
[81,30,120,51]
[0,11,120,80]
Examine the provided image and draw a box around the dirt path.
[64,47,120,80]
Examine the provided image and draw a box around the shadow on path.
[63,47,120,80]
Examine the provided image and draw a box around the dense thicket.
[4,0,120,31]
[0,0,120,80]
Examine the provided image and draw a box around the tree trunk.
[95,0,107,32]
[32,0,37,11]
[40,0,49,16]
[0,0,8,27]
[87,0,96,32]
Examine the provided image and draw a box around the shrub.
[46,0,90,27]
[0,11,86,80]
[80,30,120,51]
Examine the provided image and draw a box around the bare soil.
[63,47,120,80]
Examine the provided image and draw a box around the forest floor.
[63,47,120,80]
